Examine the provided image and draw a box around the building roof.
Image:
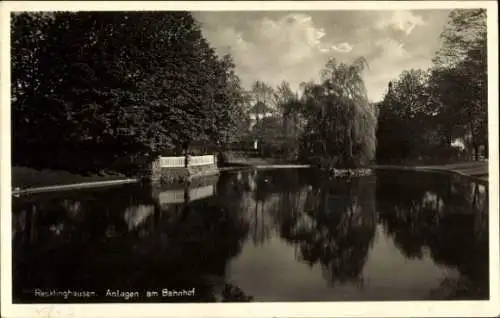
[248,101,275,114]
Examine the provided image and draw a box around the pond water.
[12,168,489,303]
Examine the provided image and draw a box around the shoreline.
[11,161,488,195]
[226,159,489,183]
[370,161,488,183]
[12,179,139,196]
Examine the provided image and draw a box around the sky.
[193,10,451,102]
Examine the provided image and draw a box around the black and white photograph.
[1,1,498,318]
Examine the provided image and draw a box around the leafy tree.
[250,117,285,157]
[433,9,487,68]
[376,9,487,164]
[377,69,439,164]
[216,54,252,144]
[298,58,376,168]
[431,9,487,159]
[250,80,275,108]
[255,81,304,160]
[272,81,296,113]
[11,12,246,176]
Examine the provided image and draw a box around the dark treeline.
[11,9,488,176]
[376,9,487,164]
[242,9,487,167]
[241,58,376,169]
[11,12,247,176]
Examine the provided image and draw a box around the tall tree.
[431,9,487,159]
[272,81,296,113]
[299,57,376,168]
[433,9,487,68]
[250,80,275,108]
[213,54,250,144]
[11,12,246,175]
[377,69,437,164]
[376,9,488,164]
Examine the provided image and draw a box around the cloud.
[197,13,335,91]
[330,42,353,53]
[194,10,450,102]
[375,10,426,35]
[375,38,408,60]
[247,14,329,63]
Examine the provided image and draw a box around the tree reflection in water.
[12,168,489,302]
[271,174,376,286]
[376,171,489,300]
[216,169,271,245]
[12,181,253,303]
[240,168,377,287]
[225,168,488,296]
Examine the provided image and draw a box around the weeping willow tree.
[298,57,376,168]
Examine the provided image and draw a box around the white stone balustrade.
[158,156,185,168]
[157,155,215,168]
[188,155,215,166]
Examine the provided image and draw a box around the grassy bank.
[225,151,488,182]
[12,166,128,189]
[370,161,489,181]
[12,160,488,189]
[223,151,298,166]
